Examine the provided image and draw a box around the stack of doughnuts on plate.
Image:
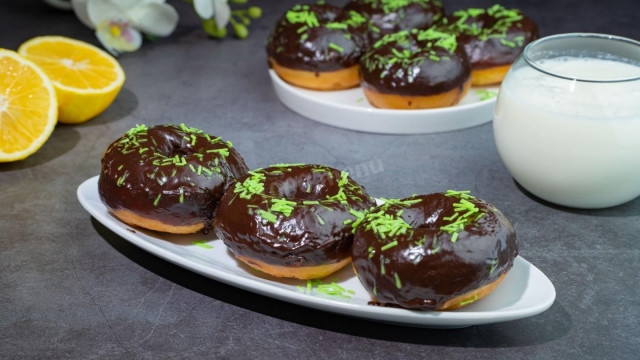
[266,1,538,109]
[99,124,519,311]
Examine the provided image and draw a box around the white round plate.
[269,70,499,135]
[78,176,555,328]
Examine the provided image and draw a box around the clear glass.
[493,33,640,208]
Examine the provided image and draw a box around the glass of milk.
[494,33,640,208]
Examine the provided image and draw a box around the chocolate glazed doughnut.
[266,4,370,90]
[351,191,517,310]
[360,28,471,109]
[99,124,249,234]
[443,5,538,85]
[214,164,376,279]
[343,0,444,43]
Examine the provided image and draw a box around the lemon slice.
[18,36,125,124]
[0,49,58,162]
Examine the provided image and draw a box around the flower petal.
[108,0,145,11]
[213,0,230,30]
[87,0,126,26]
[127,2,179,36]
[95,20,142,56]
[193,0,214,19]
[71,0,95,28]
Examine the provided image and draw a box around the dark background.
[1,0,639,359]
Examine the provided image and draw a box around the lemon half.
[18,36,125,124]
[0,49,58,162]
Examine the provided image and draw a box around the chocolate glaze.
[343,0,444,42]
[351,193,518,310]
[444,6,538,69]
[99,124,248,230]
[214,164,376,268]
[359,29,470,95]
[266,4,369,72]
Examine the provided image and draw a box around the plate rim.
[269,69,497,115]
[78,175,556,327]
[268,69,499,135]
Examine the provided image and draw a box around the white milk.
[494,56,640,208]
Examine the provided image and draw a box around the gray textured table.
[1,0,639,359]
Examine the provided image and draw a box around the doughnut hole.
[149,129,196,158]
[264,170,343,201]
[397,197,452,230]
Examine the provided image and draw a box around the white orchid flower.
[193,0,231,31]
[71,0,179,55]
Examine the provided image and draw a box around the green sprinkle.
[394,272,402,289]
[325,22,348,30]
[270,163,305,168]
[301,279,355,299]
[476,89,498,101]
[316,215,325,225]
[234,171,266,199]
[258,210,278,223]
[381,240,398,251]
[126,124,147,136]
[316,282,351,298]
[117,165,124,171]
[459,294,478,306]
[445,190,474,199]
[443,212,459,221]
[179,187,184,203]
[116,171,129,187]
[192,240,213,249]
[179,123,202,134]
[271,198,297,216]
[356,97,364,103]
[303,200,320,205]
[500,39,515,48]
[206,148,230,157]
[328,43,344,53]
[362,207,411,239]
[286,9,319,28]
[153,193,162,206]
[467,8,485,17]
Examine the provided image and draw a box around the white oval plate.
[269,70,499,135]
[78,176,555,328]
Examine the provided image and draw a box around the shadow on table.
[0,88,137,172]
[0,126,80,171]
[514,180,640,217]
[93,218,572,348]
[76,87,139,127]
